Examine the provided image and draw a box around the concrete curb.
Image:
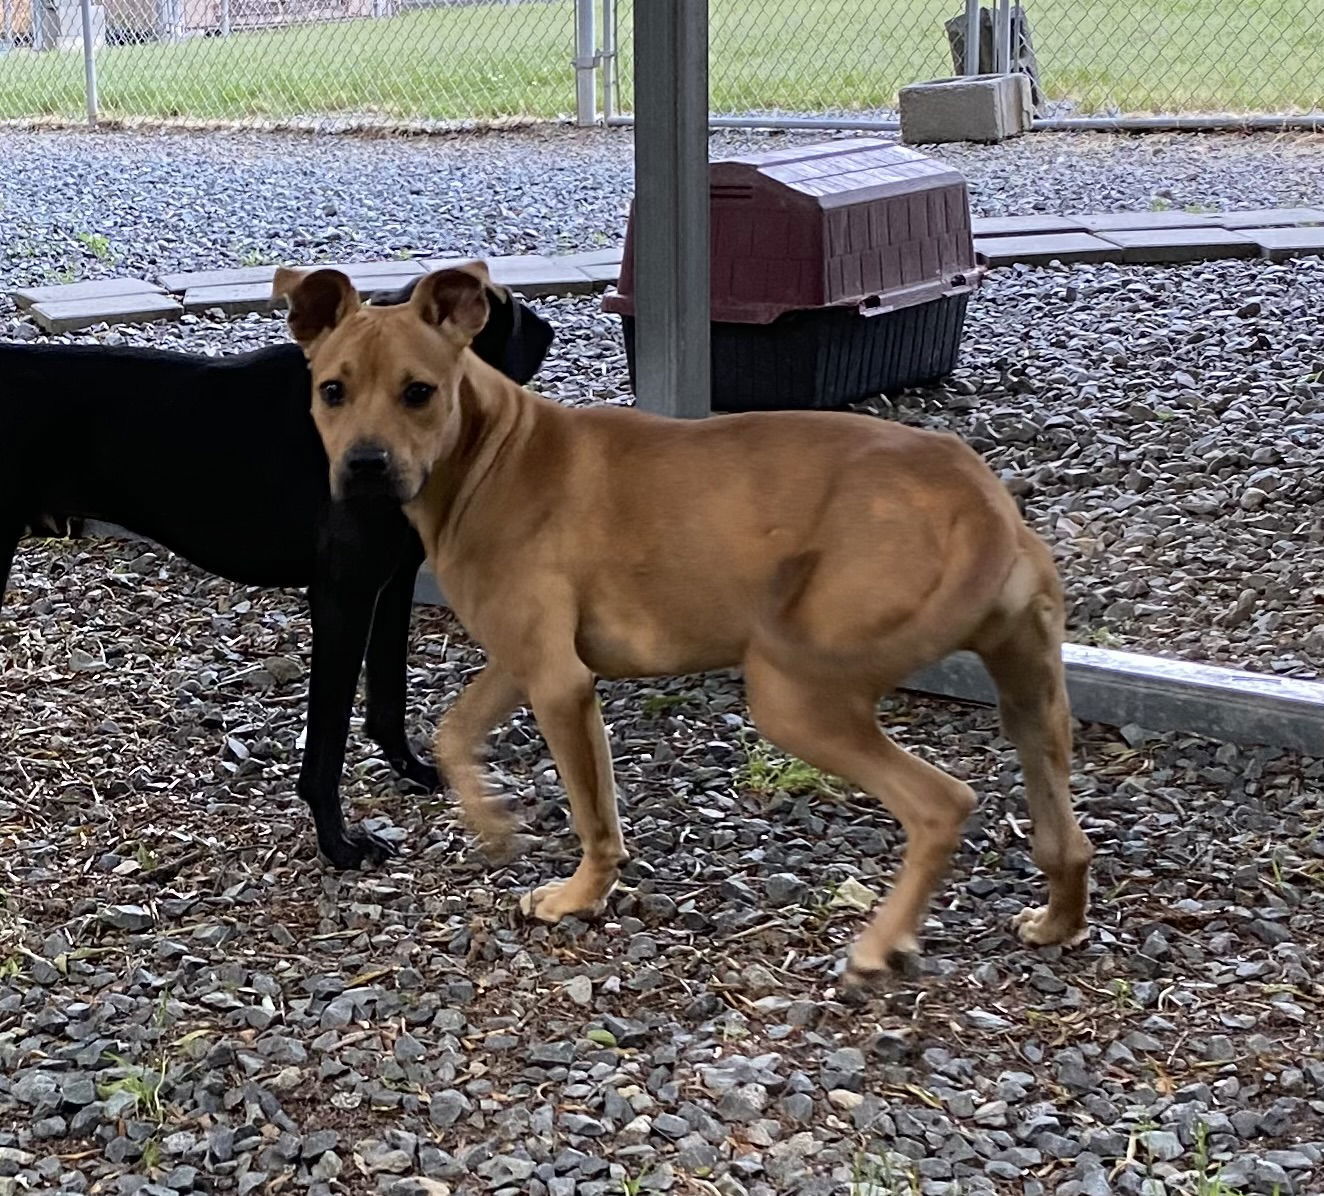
[973,206,1324,271]
[11,251,625,331]
[11,206,1324,331]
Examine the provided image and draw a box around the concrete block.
[1097,227,1257,264]
[316,260,426,300]
[1245,226,1324,261]
[1077,210,1219,233]
[899,73,1032,145]
[970,214,1087,237]
[183,283,282,316]
[975,232,1122,267]
[159,265,277,293]
[417,255,597,297]
[557,247,624,268]
[576,261,621,286]
[418,257,475,274]
[29,293,183,334]
[329,260,427,285]
[1216,207,1324,229]
[480,255,595,296]
[11,277,163,310]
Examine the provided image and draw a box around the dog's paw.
[392,750,442,793]
[318,825,400,871]
[463,793,523,854]
[838,936,922,1001]
[1012,905,1089,948]
[518,879,611,924]
[479,831,539,866]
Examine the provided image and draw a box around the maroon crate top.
[605,138,977,325]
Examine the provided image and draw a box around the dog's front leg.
[0,519,20,612]
[433,663,526,855]
[518,664,628,923]
[363,546,440,791]
[301,574,400,868]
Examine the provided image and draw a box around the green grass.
[737,739,843,800]
[0,0,1319,123]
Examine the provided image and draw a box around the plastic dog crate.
[603,139,982,412]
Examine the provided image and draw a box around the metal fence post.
[963,0,980,74]
[220,0,230,37]
[574,0,598,127]
[600,0,616,123]
[80,0,99,126]
[632,0,710,419]
[993,0,1011,74]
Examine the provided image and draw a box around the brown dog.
[273,262,1093,988]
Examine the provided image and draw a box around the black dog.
[0,280,553,867]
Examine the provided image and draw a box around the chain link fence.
[0,0,1321,127]
[0,0,573,124]
[610,0,1324,122]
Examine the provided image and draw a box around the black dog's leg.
[297,502,411,869]
[300,571,399,869]
[362,544,440,791]
[0,520,20,612]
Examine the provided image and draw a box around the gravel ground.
[3,538,1324,1196]
[2,126,1324,1195]
[2,128,1324,283]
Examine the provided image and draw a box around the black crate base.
[620,292,969,413]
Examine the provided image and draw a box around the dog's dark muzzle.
[338,442,406,502]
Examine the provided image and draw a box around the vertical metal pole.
[2,0,11,51]
[220,0,230,36]
[963,0,980,75]
[600,0,615,123]
[633,0,710,419]
[80,0,98,126]
[574,0,598,127]
[994,0,1011,73]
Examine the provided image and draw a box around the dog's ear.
[471,287,554,385]
[274,267,360,353]
[410,264,491,345]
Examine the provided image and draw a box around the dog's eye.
[402,382,435,409]
[320,380,346,407]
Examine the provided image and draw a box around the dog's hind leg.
[973,550,1092,949]
[744,652,976,989]
[363,548,440,791]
